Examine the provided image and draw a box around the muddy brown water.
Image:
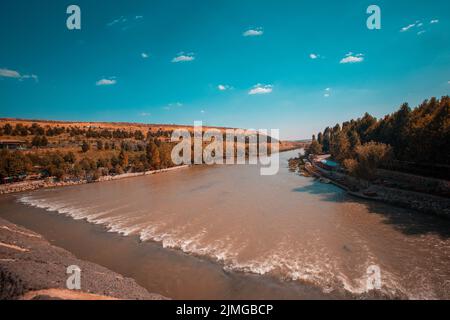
[1,150,449,299]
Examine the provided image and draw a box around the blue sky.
[0,0,449,139]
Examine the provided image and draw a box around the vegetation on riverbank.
[307,96,449,180]
[0,120,302,185]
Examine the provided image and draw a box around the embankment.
[0,165,190,195]
[0,217,168,300]
[303,161,450,219]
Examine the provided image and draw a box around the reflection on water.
[3,150,450,299]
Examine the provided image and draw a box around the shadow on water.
[292,181,345,202]
[360,199,450,240]
[294,180,450,239]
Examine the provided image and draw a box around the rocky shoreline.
[0,165,190,195]
[291,157,450,219]
[0,217,168,300]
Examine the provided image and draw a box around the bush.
[350,142,393,180]
[81,141,90,153]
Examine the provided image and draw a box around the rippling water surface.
[4,150,450,299]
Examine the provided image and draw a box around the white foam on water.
[16,193,433,299]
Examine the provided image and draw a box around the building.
[0,140,27,150]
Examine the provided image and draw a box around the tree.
[64,152,76,164]
[146,141,161,169]
[352,142,392,180]
[81,141,90,153]
[40,136,48,147]
[307,140,322,156]
[322,127,331,153]
[118,150,129,167]
[317,132,323,145]
[348,129,361,154]
[134,130,145,140]
[3,124,12,135]
[330,131,351,162]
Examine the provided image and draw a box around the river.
[0,150,449,299]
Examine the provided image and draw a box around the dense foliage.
[308,96,449,179]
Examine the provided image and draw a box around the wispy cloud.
[340,52,364,64]
[324,88,331,97]
[400,23,416,32]
[417,30,426,36]
[430,19,439,24]
[107,15,144,30]
[164,102,183,110]
[248,84,273,95]
[172,52,195,63]
[107,16,127,27]
[141,52,149,59]
[140,112,151,117]
[309,53,320,60]
[0,68,38,82]
[96,78,117,86]
[243,28,263,37]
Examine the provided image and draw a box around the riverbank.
[2,149,449,299]
[0,165,190,195]
[0,217,168,300]
[296,158,450,219]
[0,146,302,196]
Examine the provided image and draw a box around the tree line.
[307,96,449,179]
[0,138,175,182]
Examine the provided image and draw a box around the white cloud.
[0,68,21,78]
[140,112,151,117]
[417,30,426,35]
[248,84,273,95]
[172,52,195,63]
[218,84,232,91]
[309,53,319,59]
[96,78,117,86]
[0,68,38,82]
[200,110,205,114]
[324,93,330,98]
[141,52,149,59]
[135,16,143,20]
[325,87,331,91]
[340,53,364,64]
[243,28,263,37]
[400,23,416,32]
[430,19,439,24]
